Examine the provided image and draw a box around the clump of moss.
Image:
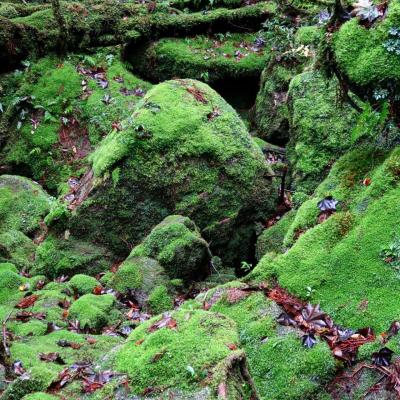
[115,309,239,395]
[71,79,277,265]
[130,215,209,282]
[33,234,111,278]
[22,393,60,400]
[0,3,18,18]
[0,230,36,268]
[128,33,271,83]
[0,175,53,234]
[69,274,99,295]
[198,286,336,399]
[256,210,295,260]
[287,71,358,195]
[148,285,174,314]
[68,293,117,330]
[333,1,400,89]
[251,147,400,332]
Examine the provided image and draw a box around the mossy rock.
[286,71,358,196]
[22,393,59,400]
[1,54,151,192]
[0,3,18,18]
[333,0,400,91]
[0,229,36,268]
[68,273,99,295]
[110,256,169,308]
[203,287,336,399]
[70,79,278,264]
[128,33,271,84]
[0,175,53,234]
[147,285,174,314]
[115,309,248,397]
[251,146,400,332]
[68,293,117,330]
[32,233,112,278]
[255,209,296,260]
[130,215,209,282]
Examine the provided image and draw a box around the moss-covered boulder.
[128,33,271,84]
[333,0,400,93]
[115,309,256,398]
[0,174,53,234]
[68,293,118,330]
[198,284,336,399]
[287,71,358,197]
[68,273,99,295]
[251,146,400,332]
[69,79,278,264]
[32,233,112,278]
[130,215,209,282]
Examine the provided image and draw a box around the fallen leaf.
[16,295,39,309]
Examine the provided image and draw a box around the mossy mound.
[68,273,99,295]
[32,233,112,278]
[199,285,336,399]
[333,0,400,91]
[0,53,151,192]
[0,174,53,234]
[115,309,246,397]
[287,71,358,196]
[130,215,210,282]
[128,33,271,84]
[255,209,295,261]
[68,293,118,330]
[251,146,400,332]
[71,79,278,263]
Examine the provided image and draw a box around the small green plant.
[240,261,253,273]
[380,235,400,271]
[383,28,400,56]
[305,286,315,298]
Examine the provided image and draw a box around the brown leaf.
[16,295,39,309]
[148,313,177,333]
[226,343,237,350]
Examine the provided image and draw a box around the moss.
[0,262,18,273]
[287,71,358,195]
[1,365,57,400]
[72,79,277,264]
[68,293,117,330]
[0,269,24,304]
[333,1,400,88]
[294,25,323,47]
[207,289,336,399]
[148,285,174,314]
[9,319,48,337]
[128,33,271,83]
[68,273,99,295]
[22,393,59,400]
[252,147,400,332]
[33,234,111,278]
[130,215,209,282]
[0,3,18,18]
[115,309,238,394]
[255,210,296,260]
[0,175,53,234]
[0,230,36,268]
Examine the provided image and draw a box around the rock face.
[69,79,278,262]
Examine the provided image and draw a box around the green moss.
[0,175,53,234]
[0,230,36,268]
[68,294,116,330]
[22,393,59,400]
[0,269,24,305]
[0,3,18,18]
[73,79,277,263]
[0,262,18,273]
[33,234,110,278]
[208,289,336,399]
[287,71,358,195]
[333,1,400,87]
[148,285,174,314]
[9,319,48,337]
[294,25,322,47]
[116,309,238,394]
[128,33,271,83]
[256,210,296,260]
[252,147,400,332]
[69,274,99,295]
[130,215,209,282]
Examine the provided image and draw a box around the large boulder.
[67,79,278,263]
